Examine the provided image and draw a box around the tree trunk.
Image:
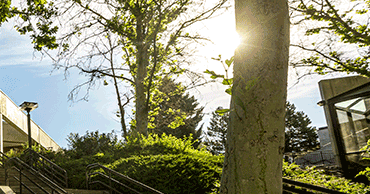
[135,16,149,136]
[111,58,128,140]
[220,0,289,193]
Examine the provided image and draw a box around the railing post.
[19,168,22,194]
[86,170,89,190]
[109,170,112,194]
[4,168,7,186]
[320,151,324,165]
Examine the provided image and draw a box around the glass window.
[336,98,359,109]
[335,97,370,154]
[351,100,366,113]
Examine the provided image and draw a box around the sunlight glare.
[210,29,241,58]
[226,31,241,53]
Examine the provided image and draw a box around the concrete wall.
[318,76,370,100]
[318,127,332,151]
[0,89,61,152]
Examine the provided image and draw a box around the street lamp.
[19,102,38,150]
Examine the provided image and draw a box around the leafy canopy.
[289,0,370,77]
[0,0,59,51]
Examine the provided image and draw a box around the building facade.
[0,89,60,152]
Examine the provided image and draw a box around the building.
[317,126,332,151]
[295,126,336,167]
[0,89,60,152]
[318,75,370,177]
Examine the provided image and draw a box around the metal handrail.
[23,148,68,188]
[86,163,164,194]
[5,156,67,194]
[283,178,346,193]
[9,165,49,194]
[0,151,10,167]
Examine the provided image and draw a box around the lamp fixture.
[20,102,38,112]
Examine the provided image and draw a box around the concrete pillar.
[0,114,3,153]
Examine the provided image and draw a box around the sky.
[0,3,349,149]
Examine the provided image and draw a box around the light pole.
[19,102,38,150]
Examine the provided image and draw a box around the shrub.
[54,152,117,189]
[65,130,121,159]
[40,132,370,193]
[50,132,223,193]
[105,154,223,194]
[98,144,369,194]
[283,162,370,193]
[118,133,203,158]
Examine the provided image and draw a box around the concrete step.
[0,166,112,194]
[0,185,15,194]
[65,189,109,194]
[5,168,65,194]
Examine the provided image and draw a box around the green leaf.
[215,108,229,116]
[225,87,232,95]
[222,78,233,86]
[211,54,222,61]
[204,69,224,79]
[225,57,234,67]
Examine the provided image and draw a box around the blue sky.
[0,21,123,148]
[0,7,343,149]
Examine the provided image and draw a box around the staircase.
[0,150,161,194]
[0,164,108,194]
[5,167,62,194]
[3,156,67,194]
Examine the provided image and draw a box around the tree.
[220,0,290,193]
[204,106,228,155]
[151,77,204,144]
[285,102,319,153]
[0,0,59,51]
[205,102,319,155]
[46,0,228,138]
[66,130,119,158]
[289,0,370,77]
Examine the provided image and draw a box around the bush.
[50,133,223,193]
[283,162,370,193]
[65,130,121,159]
[105,154,223,194]
[55,153,113,189]
[34,131,370,193]
[118,133,203,158]
[91,134,223,193]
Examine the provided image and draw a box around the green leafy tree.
[289,0,370,77]
[285,102,319,153]
[0,0,59,51]
[204,106,228,155]
[46,0,228,138]
[66,130,120,158]
[150,77,204,145]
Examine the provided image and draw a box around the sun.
[226,31,242,52]
[211,29,241,57]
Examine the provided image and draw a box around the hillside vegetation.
[9,131,370,193]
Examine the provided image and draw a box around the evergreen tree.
[205,102,319,154]
[150,77,204,145]
[285,102,319,153]
[204,107,228,155]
